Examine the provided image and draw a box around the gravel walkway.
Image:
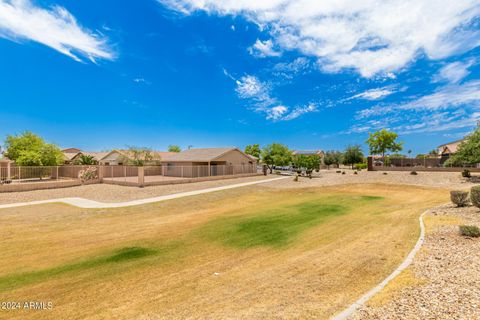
[350,203,480,320]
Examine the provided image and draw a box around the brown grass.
[0,183,448,319]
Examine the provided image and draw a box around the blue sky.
[0,0,479,154]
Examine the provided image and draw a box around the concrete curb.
[331,208,430,320]
[0,176,289,210]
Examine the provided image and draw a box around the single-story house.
[437,138,466,163]
[161,147,257,177]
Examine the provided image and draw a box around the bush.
[354,171,358,175]
[410,171,418,175]
[336,170,341,173]
[459,225,480,238]
[383,172,388,175]
[354,163,367,170]
[462,169,471,178]
[450,191,470,207]
[471,186,480,209]
[78,166,98,183]
[342,171,346,175]
[274,170,281,175]
[293,174,299,182]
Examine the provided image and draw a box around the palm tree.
[76,154,96,165]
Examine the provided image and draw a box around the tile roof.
[162,147,239,162]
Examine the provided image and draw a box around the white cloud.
[272,57,310,79]
[248,39,281,57]
[347,87,395,101]
[433,59,476,84]
[159,0,480,77]
[266,105,288,120]
[352,80,480,135]
[282,103,318,120]
[0,0,114,62]
[233,74,316,121]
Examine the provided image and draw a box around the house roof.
[437,138,466,154]
[81,152,110,161]
[63,152,81,161]
[292,150,323,156]
[162,147,249,162]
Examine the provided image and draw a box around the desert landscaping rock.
[350,204,480,320]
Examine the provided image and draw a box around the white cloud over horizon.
[159,0,480,77]
[0,0,114,62]
[351,80,480,135]
[248,39,281,57]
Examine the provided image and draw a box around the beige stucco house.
[161,147,257,177]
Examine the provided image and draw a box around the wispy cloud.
[159,0,480,77]
[248,39,281,57]
[352,80,480,135]
[0,0,114,62]
[232,73,317,121]
[432,59,476,84]
[347,87,396,101]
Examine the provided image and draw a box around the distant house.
[161,147,257,177]
[437,138,466,162]
[292,150,324,157]
[292,150,325,164]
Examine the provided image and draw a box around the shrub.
[293,174,299,182]
[450,191,470,207]
[342,171,346,175]
[383,172,388,175]
[354,171,358,175]
[462,169,471,178]
[410,171,418,175]
[78,166,98,183]
[471,186,480,209]
[354,163,367,170]
[336,170,341,173]
[274,170,281,175]
[459,225,480,238]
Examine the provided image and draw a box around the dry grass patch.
[0,184,447,319]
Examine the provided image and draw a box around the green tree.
[323,151,343,169]
[343,145,364,169]
[366,129,403,159]
[261,143,291,173]
[4,131,63,166]
[122,146,158,166]
[245,144,261,159]
[293,154,320,176]
[168,145,181,153]
[444,127,480,166]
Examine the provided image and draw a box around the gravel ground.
[262,170,474,190]
[0,175,273,204]
[0,170,475,205]
[350,203,480,320]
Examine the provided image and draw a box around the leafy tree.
[323,151,343,169]
[444,127,480,166]
[428,149,439,157]
[168,145,181,153]
[261,143,291,173]
[75,154,96,165]
[390,153,406,158]
[293,154,320,176]
[245,144,261,159]
[366,129,403,159]
[342,145,364,169]
[4,131,63,166]
[122,146,158,166]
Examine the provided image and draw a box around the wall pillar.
[367,156,374,171]
[7,162,11,180]
[138,166,145,187]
